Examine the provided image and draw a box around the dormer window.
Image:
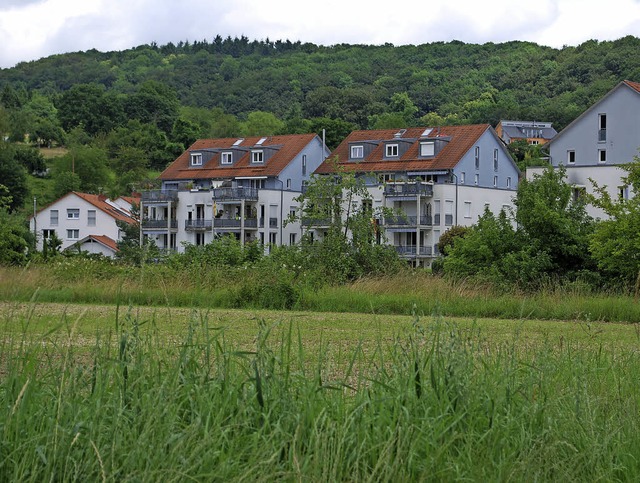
[420,141,435,157]
[221,152,233,165]
[190,153,203,166]
[251,150,264,164]
[386,144,399,157]
[351,145,364,159]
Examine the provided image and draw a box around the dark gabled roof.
[546,80,640,148]
[314,124,492,174]
[160,133,319,180]
[501,125,557,140]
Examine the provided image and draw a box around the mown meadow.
[2,262,640,480]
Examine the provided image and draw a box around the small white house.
[30,191,139,257]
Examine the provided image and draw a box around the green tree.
[126,80,180,134]
[52,145,110,194]
[289,161,401,282]
[589,158,640,290]
[0,143,29,211]
[57,83,125,136]
[241,111,285,136]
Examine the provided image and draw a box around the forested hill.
[2,35,640,136]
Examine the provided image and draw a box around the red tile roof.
[72,192,137,225]
[160,133,319,180]
[314,124,491,174]
[77,234,119,252]
[624,80,640,94]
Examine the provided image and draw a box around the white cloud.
[0,0,639,68]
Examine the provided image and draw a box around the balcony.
[185,219,213,231]
[212,187,258,202]
[384,182,433,199]
[212,217,259,230]
[141,190,178,203]
[598,129,606,142]
[302,217,332,228]
[383,215,433,229]
[395,245,433,257]
[142,219,178,230]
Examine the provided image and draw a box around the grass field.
[2,296,640,481]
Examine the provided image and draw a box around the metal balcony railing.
[384,183,433,198]
[212,187,258,201]
[394,245,434,257]
[301,217,331,227]
[141,190,178,203]
[383,215,433,227]
[598,129,606,142]
[141,219,178,229]
[185,219,213,231]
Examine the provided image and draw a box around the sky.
[1,0,640,69]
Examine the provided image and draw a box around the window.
[286,178,291,189]
[506,177,512,189]
[67,208,79,219]
[493,176,498,187]
[221,152,233,164]
[87,210,96,226]
[420,141,435,157]
[474,146,480,169]
[350,145,364,159]
[50,210,59,225]
[302,155,307,175]
[43,229,56,240]
[573,187,586,202]
[618,186,628,201]
[529,140,540,145]
[567,150,576,164]
[386,144,399,157]
[289,233,297,245]
[493,149,499,171]
[251,150,264,163]
[598,113,607,142]
[67,229,79,240]
[598,149,606,163]
[460,172,465,184]
[444,200,454,226]
[464,201,472,218]
[196,233,205,246]
[379,173,395,184]
[474,174,479,185]
[190,153,202,166]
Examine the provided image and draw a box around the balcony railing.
[141,190,178,203]
[384,183,433,198]
[212,187,258,201]
[142,219,178,229]
[301,217,332,227]
[185,219,213,231]
[598,129,606,142]
[395,245,434,257]
[383,215,433,227]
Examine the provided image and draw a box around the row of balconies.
[141,187,260,204]
[142,217,280,231]
[302,214,453,228]
[141,183,433,205]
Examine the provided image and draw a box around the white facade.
[29,192,137,255]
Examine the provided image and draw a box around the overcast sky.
[1,0,640,69]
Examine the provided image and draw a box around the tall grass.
[2,305,640,480]
[1,263,639,322]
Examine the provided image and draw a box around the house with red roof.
[29,191,139,257]
[141,133,329,251]
[311,124,520,266]
[532,80,640,219]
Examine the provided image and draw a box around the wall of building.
[30,194,123,251]
[549,86,640,168]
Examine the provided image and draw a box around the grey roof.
[501,125,557,141]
